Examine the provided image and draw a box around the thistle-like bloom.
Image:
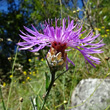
[17,18,104,69]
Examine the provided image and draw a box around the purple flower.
[17,18,104,68]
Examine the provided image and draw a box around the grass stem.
[6,47,18,110]
[0,86,6,110]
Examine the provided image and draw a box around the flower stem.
[40,68,69,110]
[54,69,69,81]
[40,71,55,110]
[41,58,69,110]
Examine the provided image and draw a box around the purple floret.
[17,18,104,68]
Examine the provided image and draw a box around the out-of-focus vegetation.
[0,0,110,110]
[0,0,61,83]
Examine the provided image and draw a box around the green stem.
[40,57,69,110]
[40,68,69,110]
[40,71,55,110]
[105,104,110,110]
[59,0,63,20]
[30,97,37,110]
[54,69,69,82]
[6,47,18,110]
[0,86,6,110]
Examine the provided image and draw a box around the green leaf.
[30,96,39,110]
[45,72,50,91]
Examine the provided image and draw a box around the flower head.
[17,18,104,69]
